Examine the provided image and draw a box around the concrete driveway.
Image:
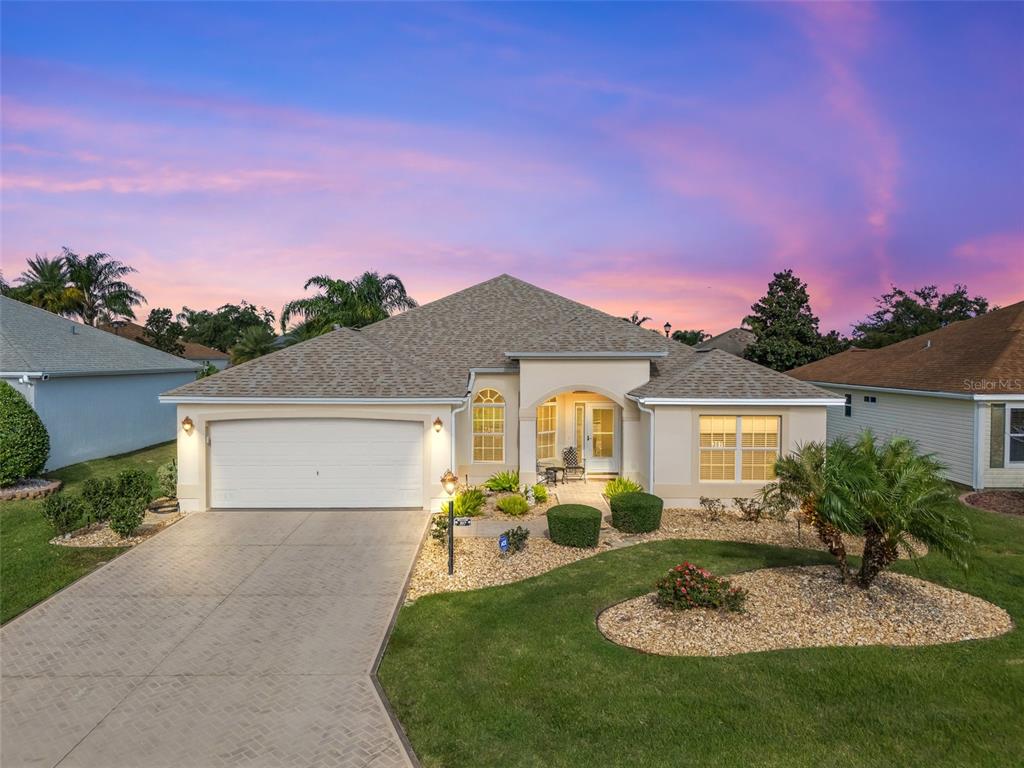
[1,509,427,768]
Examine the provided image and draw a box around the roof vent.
[924,339,932,349]
[695,347,712,353]
[332,324,341,331]
[70,325,78,335]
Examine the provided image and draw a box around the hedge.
[610,491,664,534]
[547,504,602,548]
[0,381,50,487]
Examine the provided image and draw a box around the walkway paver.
[1,508,427,768]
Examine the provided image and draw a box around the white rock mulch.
[50,512,183,548]
[597,566,1012,657]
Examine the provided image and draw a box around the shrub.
[756,483,792,522]
[497,494,529,517]
[502,525,529,555]
[547,504,602,548]
[156,459,178,498]
[440,486,486,517]
[604,477,642,499]
[655,562,747,612]
[109,496,146,538]
[698,496,725,522]
[483,470,519,493]
[116,467,154,507]
[41,493,87,535]
[733,496,763,523]
[532,483,548,503]
[429,513,449,546]
[0,381,50,487]
[610,492,663,533]
[81,477,117,524]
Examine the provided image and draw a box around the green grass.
[0,441,175,624]
[379,507,1024,768]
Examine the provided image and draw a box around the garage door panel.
[209,419,424,509]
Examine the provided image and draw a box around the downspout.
[972,400,983,491]
[449,371,476,474]
[631,396,656,493]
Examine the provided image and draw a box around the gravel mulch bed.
[964,490,1024,517]
[598,566,1012,657]
[0,478,62,501]
[50,512,183,548]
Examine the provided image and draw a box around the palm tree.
[842,432,973,588]
[230,325,276,364]
[14,255,79,314]
[280,271,417,335]
[622,311,651,327]
[63,249,145,325]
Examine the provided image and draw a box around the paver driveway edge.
[371,518,430,768]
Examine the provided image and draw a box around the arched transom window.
[473,388,505,463]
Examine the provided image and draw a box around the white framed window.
[1009,407,1024,465]
[472,388,505,463]
[699,415,781,482]
[536,398,557,461]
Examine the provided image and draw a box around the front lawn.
[0,441,175,624]
[379,506,1024,768]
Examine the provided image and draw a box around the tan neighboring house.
[160,275,840,512]
[695,327,755,356]
[102,320,231,371]
[789,300,1024,490]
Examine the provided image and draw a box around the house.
[100,320,231,370]
[160,275,841,512]
[0,297,200,469]
[789,300,1024,490]
[695,327,755,356]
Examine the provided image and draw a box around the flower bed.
[598,566,1012,656]
[963,490,1024,517]
[0,478,62,501]
[50,511,183,548]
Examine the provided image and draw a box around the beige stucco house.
[161,275,840,512]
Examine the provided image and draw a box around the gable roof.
[788,300,1024,395]
[99,321,230,361]
[0,297,200,376]
[163,275,837,402]
[695,327,755,356]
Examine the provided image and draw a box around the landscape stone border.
[0,479,62,501]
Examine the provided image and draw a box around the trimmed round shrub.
[81,477,117,524]
[547,504,602,548]
[116,468,154,507]
[156,459,177,498]
[0,381,50,487]
[41,493,87,535]
[610,492,664,534]
[109,496,146,539]
[497,494,529,517]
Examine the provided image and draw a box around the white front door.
[584,403,618,473]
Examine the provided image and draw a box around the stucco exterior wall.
[20,372,194,471]
[455,372,520,485]
[821,386,975,487]
[176,402,454,512]
[651,405,828,506]
[978,401,1024,489]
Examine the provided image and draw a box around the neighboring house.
[1,297,200,470]
[161,275,841,512]
[789,300,1024,490]
[101,320,231,371]
[695,327,756,356]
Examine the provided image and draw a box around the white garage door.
[209,419,423,509]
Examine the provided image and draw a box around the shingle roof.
[99,321,230,361]
[695,327,755,356]
[163,274,836,401]
[0,297,200,376]
[788,300,1024,395]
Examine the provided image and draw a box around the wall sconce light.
[440,469,458,496]
[181,416,194,436]
[433,417,443,433]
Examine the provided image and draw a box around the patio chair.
[562,447,586,482]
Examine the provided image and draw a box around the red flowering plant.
[654,562,747,613]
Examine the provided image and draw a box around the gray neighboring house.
[1,297,200,470]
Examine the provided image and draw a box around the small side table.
[544,466,566,485]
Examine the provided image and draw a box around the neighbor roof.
[163,275,836,401]
[99,321,230,361]
[788,300,1024,395]
[695,327,755,356]
[0,297,200,376]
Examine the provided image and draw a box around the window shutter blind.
[990,404,1005,469]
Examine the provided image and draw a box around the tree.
[671,329,709,346]
[230,325,276,364]
[621,311,651,327]
[63,249,145,325]
[852,284,989,349]
[142,308,185,356]
[743,269,849,371]
[178,301,275,353]
[13,255,79,315]
[281,271,417,335]
[0,381,50,487]
[195,361,219,379]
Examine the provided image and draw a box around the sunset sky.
[2,2,1022,336]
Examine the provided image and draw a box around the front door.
[584,403,618,473]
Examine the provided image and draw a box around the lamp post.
[441,469,458,575]
[663,322,672,338]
